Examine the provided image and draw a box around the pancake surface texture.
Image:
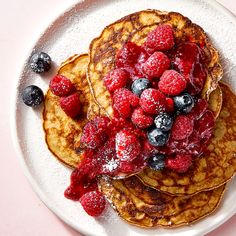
[88,10,223,117]
[100,176,225,228]
[138,83,236,195]
[43,54,97,168]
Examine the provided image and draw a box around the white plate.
[11,0,236,235]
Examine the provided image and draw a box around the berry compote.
[63,23,215,216]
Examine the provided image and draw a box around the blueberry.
[22,85,44,107]
[131,78,151,96]
[148,154,166,171]
[147,128,169,147]
[154,113,173,131]
[30,52,51,73]
[173,93,194,114]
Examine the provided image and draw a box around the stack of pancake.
[43,10,236,227]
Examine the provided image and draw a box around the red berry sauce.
[172,42,207,95]
[64,116,149,201]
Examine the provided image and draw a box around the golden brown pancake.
[138,82,236,195]
[208,85,222,119]
[99,176,225,228]
[88,10,223,118]
[43,54,99,168]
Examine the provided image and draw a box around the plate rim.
[10,0,236,235]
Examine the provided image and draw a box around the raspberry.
[108,116,133,136]
[113,88,139,117]
[81,117,109,149]
[139,88,167,114]
[145,24,174,53]
[103,68,129,92]
[142,52,170,78]
[59,93,82,118]
[165,154,192,173]
[116,130,141,161]
[81,122,98,149]
[131,107,153,129]
[80,191,106,217]
[158,70,187,96]
[116,42,141,67]
[50,75,75,97]
[171,115,194,140]
[93,116,110,132]
[165,97,174,113]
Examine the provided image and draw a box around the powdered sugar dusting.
[15,0,236,235]
[102,158,119,172]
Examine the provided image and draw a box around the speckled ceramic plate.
[11,0,236,235]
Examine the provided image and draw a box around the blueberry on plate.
[131,78,151,96]
[30,52,51,73]
[173,93,194,114]
[148,154,166,171]
[147,128,169,147]
[154,112,173,131]
[22,85,44,107]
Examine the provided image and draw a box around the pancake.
[138,83,236,195]
[43,54,99,168]
[88,10,223,118]
[208,85,222,119]
[99,176,225,228]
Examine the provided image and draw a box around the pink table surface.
[0,0,235,235]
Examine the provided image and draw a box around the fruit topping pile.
[21,23,217,218]
[63,24,216,216]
